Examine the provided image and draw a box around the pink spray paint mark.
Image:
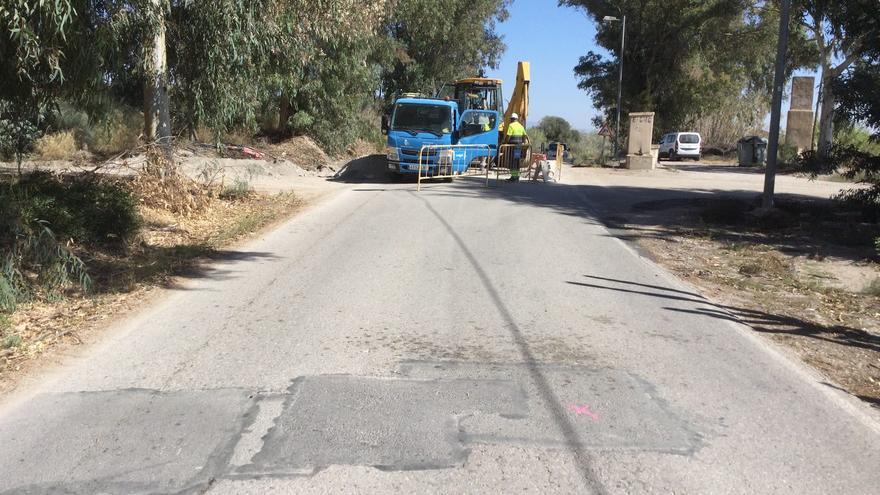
[568,404,600,421]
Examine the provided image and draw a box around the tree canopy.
[560,0,815,145]
[535,116,581,145]
[0,0,510,154]
[380,0,510,99]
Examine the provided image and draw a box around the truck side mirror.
[381,114,389,135]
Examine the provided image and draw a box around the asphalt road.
[1,172,879,494]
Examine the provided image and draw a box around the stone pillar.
[625,112,655,170]
[785,76,815,152]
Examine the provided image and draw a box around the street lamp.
[603,14,626,161]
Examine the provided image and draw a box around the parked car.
[545,141,570,162]
[659,132,702,161]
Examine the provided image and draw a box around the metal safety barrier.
[494,143,532,183]
[416,144,492,191]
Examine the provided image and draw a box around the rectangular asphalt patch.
[241,375,527,475]
[0,388,254,495]
[397,361,701,454]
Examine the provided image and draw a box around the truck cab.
[383,97,499,176]
[437,78,504,114]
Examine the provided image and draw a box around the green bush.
[797,145,880,220]
[1,222,91,311]
[835,125,880,155]
[1,171,142,248]
[0,172,142,311]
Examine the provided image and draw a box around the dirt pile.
[268,136,330,171]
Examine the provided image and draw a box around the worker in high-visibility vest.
[505,113,527,181]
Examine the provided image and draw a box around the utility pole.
[602,14,626,160]
[616,15,625,160]
[811,79,823,152]
[603,14,626,161]
[762,0,791,209]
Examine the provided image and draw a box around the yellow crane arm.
[501,61,530,133]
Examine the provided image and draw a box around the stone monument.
[786,76,815,152]
[625,112,655,170]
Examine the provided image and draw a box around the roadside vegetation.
[528,116,605,166]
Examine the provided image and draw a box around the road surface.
[1,171,878,494]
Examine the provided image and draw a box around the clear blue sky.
[487,0,820,133]
[484,0,603,131]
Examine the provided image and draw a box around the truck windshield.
[392,104,452,136]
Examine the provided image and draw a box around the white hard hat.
[511,113,519,120]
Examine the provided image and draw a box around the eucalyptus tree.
[268,0,389,150]
[0,0,77,168]
[793,0,878,156]
[380,0,510,100]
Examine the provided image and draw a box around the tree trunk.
[817,54,835,158]
[143,0,171,153]
[278,93,291,133]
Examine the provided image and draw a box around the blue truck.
[381,97,500,177]
[382,63,530,179]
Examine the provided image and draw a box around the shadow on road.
[660,163,764,175]
[330,155,407,184]
[567,274,880,371]
[420,177,877,263]
[85,247,280,293]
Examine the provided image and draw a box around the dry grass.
[130,148,218,215]
[89,111,141,157]
[267,136,330,169]
[223,128,257,146]
[32,131,78,160]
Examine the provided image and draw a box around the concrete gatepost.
[786,76,815,153]
[624,112,655,170]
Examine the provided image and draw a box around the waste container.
[737,136,768,167]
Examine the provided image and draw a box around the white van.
[659,132,702,161]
